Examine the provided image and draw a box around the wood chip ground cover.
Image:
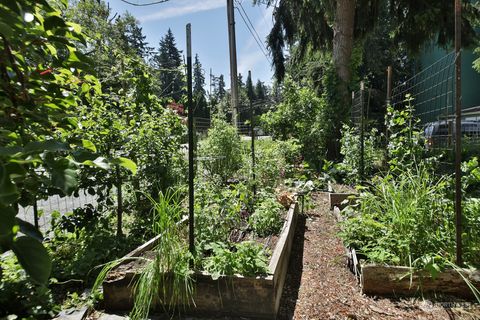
[277,192,480,320]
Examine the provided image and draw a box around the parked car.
[423,120,480,149]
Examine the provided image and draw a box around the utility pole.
[227,0,238,127]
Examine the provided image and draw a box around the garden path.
[277,192,480,320]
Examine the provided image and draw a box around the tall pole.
[209,68,213,99]
[116,165,123,237]
[186,24,195,257]
[386,66,392,106]
[454,0,462,266]
[227,0,239,127]
[249,70,256,197]
[359,81,365,182]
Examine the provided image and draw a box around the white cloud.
[139,0,225,23]
[238,50,266,75]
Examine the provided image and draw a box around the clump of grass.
[339,163,456,268]
[92,189,193,320]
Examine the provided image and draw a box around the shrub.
[249,138,301,190]
[339,163,456,268]
[260,77,325,168]
[0,254,58,319]
[198,117,243,183]
[338,124,383,183]
[194,181,251,249]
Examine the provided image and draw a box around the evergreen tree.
[237,73,245,91]
[246,72,255,101]
[193,54,208,118]
[217,74,226,99]
[255,80,266,101]
[116,13,153,59]
[153,29,185,101]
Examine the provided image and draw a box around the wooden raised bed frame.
[347,241,480,299]
[102,198,299,319]
[332,201,480,299]
[328,192,356,210]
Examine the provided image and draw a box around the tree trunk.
[329,0,356,159]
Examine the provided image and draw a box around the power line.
[119,0,171,7]
[235,3,270,64]
[234,1,271,64]
[237,1,269,55]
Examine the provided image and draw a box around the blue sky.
[108,0,274,91]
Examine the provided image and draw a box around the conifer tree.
[217,74,226,99]
[153,29,185,101]
[193,54,208,118]
[255,80,266,101]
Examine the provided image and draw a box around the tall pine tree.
[246,72,255,101]
[255,79,266,101]
[193,54,208,118]
[153,29,184,101]
[216,74,226,99]
[116,13,153,59]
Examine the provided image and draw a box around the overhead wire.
[119,0,171,6]
[234,1,271,64]
[237,1,269,56]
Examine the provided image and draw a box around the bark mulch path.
[277,192,480,320]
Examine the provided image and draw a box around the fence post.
[33,196,39,230]
[116,165,123,237]
[359,81,365,182]
[249,71,256,197]
[454,0,462,266]
[386,66,392,106]
[186,23,195,259]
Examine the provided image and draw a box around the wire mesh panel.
[350,87,367,180]
[351,89,364,128]
[391,51,456,124]
[391,51,457,151]
[194,117,211,133]
[17,191,98,232]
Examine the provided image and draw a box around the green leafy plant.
[249,194,284,237]
[198,117,243,183]
[338,124,383,183]
[247,138,302,190]
[194,181,250,250]
[203,241,269,279]
[339,163,466,269]
[0,253,59,319]
[260,77,326,169]
[385,95,426,173]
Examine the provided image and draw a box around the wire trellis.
[391,51,456,125]
[17,191,98,232]
[390,51,480,152]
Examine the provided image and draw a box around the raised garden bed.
[347,248,480,299]
[332,198,480,300]
[101,198,299,319]
[328,192,356,210]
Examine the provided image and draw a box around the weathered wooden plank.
[361,264,480,299]
[329,193,356,210]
